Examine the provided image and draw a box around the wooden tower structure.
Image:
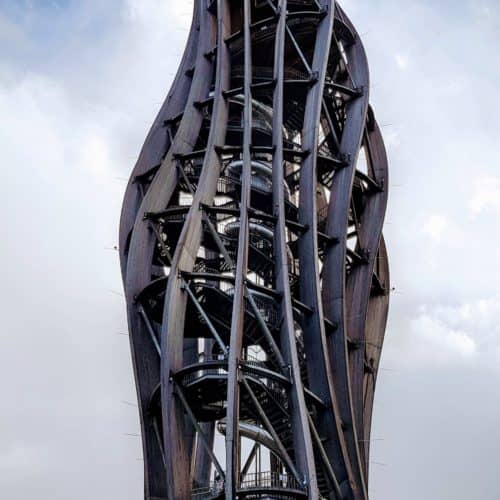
[120,1,390,498]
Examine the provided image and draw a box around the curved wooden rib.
[119,2,200,280]
[344,109,389,478]
[362,235,390,477]
[321,5,371,497]
[297,1,357,497]
[120,2,391,498]
[271,0,318,495]
[354,113,390,475]
[225,1,253,496]
[124,1,217,497]
[160,0,232,497]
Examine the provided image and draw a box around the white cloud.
[409,309,477,363]
[0,445,45,472]
[123,0,192,34]
[394,53,409,70]
[386,296,500,368]
[469,175,500,215]
[479,5,491,17]
[0,12,28,49]
[384,129,400,149]
[0,71,123,189]
[432,297,500,349]
[80,134,114,184]
[422,214,447,242]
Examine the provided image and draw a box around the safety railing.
[232,65,310,82]
[191,470,305,498]
[240,471,305,492]
[248,293,279,328]
[181,364,228,387]
[178,356,287,405]
[191,480,224,499]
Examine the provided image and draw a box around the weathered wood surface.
[321,5,371,497]
[120,2,390,498]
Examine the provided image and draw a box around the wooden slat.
[225,1,253,496]
[271,1,319,493]
[321,4,372,494]
[297,0,360,497]
[119,2,201,281]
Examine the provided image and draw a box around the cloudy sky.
[1,0,499,498]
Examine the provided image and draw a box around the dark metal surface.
[120,1,390,498]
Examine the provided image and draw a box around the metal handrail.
[240,470,305,491]
[178,358,288,401]
[191,480,224,498]
[191,470,305,499]
[232,65,310,82]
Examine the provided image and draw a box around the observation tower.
[120,1,390,498]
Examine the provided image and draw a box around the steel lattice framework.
[120,1,389,499]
